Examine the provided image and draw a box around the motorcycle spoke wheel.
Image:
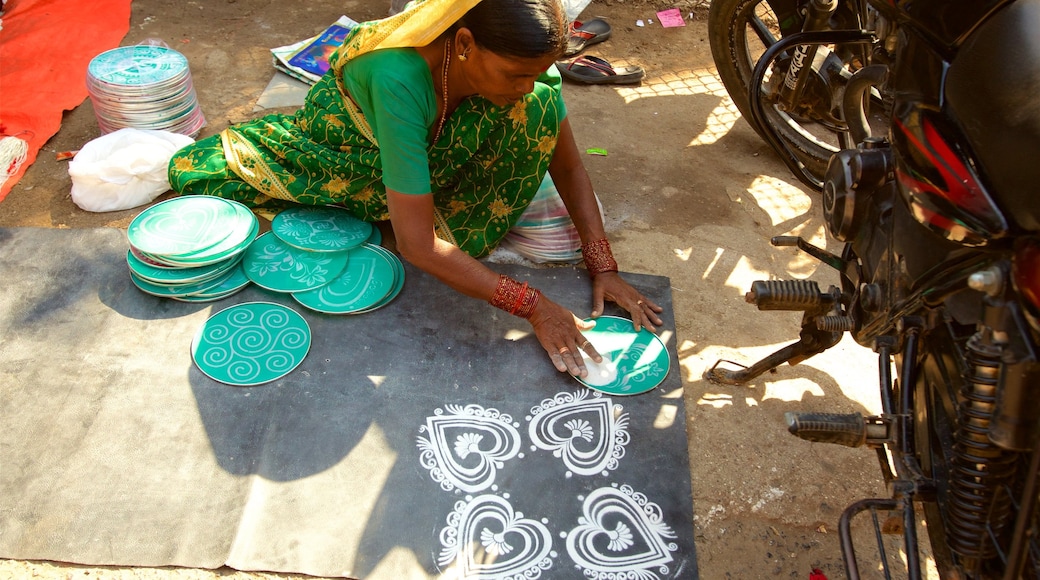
[708,0,886,187]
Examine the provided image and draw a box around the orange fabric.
[0,0,132,201]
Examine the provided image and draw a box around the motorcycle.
[704,0,1040,578]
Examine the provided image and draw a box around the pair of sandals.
[558,18,645,85]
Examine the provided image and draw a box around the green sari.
[168,1,565,257]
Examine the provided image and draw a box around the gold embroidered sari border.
[221,129,297,202]
[432,207,459,247]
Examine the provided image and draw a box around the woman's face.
[463,47,560,106]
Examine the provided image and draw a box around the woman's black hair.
[456,0,567,59]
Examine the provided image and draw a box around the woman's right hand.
[527,297,602,377]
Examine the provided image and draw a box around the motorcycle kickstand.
[705,279,849,385]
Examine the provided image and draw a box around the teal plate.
[89,45,188,86]
[365,226,382,245]
[130,247,178,269]
[292,244,396,314]
[130,265,240,298]
[271,206,373,253]
[191,302,311,386]
[575,315,670,396]
[172,262,251,302]
[353,245,405,313]
[127,249,241,285]
[242,232,350,293]
[128,196,239,257]
[162,200,259,266]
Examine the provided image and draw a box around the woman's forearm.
[548,117,608,245]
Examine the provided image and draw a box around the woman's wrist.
[581,238,619,277]
[489,275,542,319]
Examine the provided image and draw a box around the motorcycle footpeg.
[745,280,835,312]
[785,411,887,448]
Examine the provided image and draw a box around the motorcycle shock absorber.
[946,330,1019,565]
[778,0,839,110]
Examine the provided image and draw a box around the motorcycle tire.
[707,0,875,188]
[909,335,961,577]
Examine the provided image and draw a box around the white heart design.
[528,392,630,476]
[565,485,678,578]
[130,197,234,254]
[438,495,554,579]
[418,404,521,493]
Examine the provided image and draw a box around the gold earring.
[458,53,468,62]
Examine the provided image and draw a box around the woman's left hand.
[590,272,665,332]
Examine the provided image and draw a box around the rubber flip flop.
[564,18,612,57]
[557,55,645,85]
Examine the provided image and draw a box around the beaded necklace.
[433,39,452,144]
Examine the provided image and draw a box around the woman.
[168,0,664,378]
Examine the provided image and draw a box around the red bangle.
[510,281,529,315]
[514,287,541,319]
[490,275,541,319]
[582,238,619,276]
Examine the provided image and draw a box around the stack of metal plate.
[126,196,258,301]
[87,44,206,136]
[502,175,586,263]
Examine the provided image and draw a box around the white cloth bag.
[69,128,194,212]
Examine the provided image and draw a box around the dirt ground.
[0,0,936,578]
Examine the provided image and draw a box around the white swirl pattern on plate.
[437,494,555,579]
[195,304,309,383]
[173,201,258,264]
[243,233,348,291]
[292,246,392,313]
[579,316,670,394]
[273,207,372,252]
[563,484,678,579]
[417,404,522,493]
[527,391,630,477]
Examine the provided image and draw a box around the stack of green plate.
[240,206,403,314]
[292,243,405,314]
[126,196,259,302]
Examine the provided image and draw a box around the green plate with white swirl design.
[271,206,373,253]
[575,315,670,396]
[242,231,350,292]
[160,200,259,266]
[353,245,405,313]
[128,196,238,256]
[191,302,311,386]
[292,244,396,314]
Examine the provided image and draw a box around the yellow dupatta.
[329,0,483,146]
[334,0,483,60]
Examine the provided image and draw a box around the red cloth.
[0,0,132,201]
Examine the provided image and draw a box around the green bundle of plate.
[241,206,404,314]
[126,196,259,302]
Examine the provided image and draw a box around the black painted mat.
[0,227,697,579]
